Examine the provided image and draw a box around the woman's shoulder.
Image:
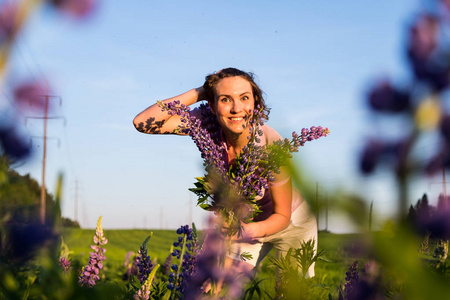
[261,124,283,144]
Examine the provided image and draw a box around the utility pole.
[82,201,88,228]
[189,193,193,226]
[25,86,63,225]
[40,91,49,225]
[325,193,328,232]
[160,206,163,229]
[428,167,450,202]
[74,180,79,224]
[443,168,447,198]
[316,182,319,231]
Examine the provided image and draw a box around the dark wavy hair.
[202,67,270,120]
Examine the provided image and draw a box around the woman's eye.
[220,97,231,102]
[242,96,249,101]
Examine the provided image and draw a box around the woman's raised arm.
[133,87,205,134]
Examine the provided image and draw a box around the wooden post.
[40,88,49,225]
[443,168,447,198]
[316,182,319,230]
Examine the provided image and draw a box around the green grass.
[248,231,367,299]
[315,232,367,289]
[62,228,179,267]
[62,228,367,298]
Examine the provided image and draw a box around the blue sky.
[7,0,442,231]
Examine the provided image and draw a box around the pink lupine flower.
[59,257,71,274]
[13,80,49,113]
[49,0,97,19]
[78,216,107,287]
[0,1,18,43]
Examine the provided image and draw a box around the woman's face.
[210,76,255,137]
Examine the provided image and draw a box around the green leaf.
[240,252,253,262]
[199,204,212,210]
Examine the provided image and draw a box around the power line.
[6,0,46,82]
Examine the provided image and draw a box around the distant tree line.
[0,155,79,227]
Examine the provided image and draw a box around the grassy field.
[62,228,366,298]
[62,228,179,267]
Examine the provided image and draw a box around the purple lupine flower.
[359,139,385,174]
[344,260,359,298]
[13,80,49,113]
[0,127,31,161]
[123,251,139,281]
[0,1,18,43]
[137,235,153,284]
[134,264,161,300]
[417,203,450,239]
[134,285,151,300]
[339,259,385,300]
[184,216,249,299]
[367,80,410,113]
[407,13,450,91]
[162,246,174,276]
[78,216,107,287]
[167,224,199,296]
[49,0,97,19]
[59,257,72,274]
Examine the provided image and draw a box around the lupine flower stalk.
[122,251,139,281]
[78,216,107,287]
[184,216,251,299]
[167,224,199,299]
[134,264,160,300]
[137,233,153,284]
[58,237,72,274]
[162,245,174,276]
[160,100,329,236]
[344,260,359,297]
[59,257,71,274]
[433,239,449,272]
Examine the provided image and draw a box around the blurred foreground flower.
[0,1,19,43]
[368,80,410,113]
[407,13,449,91]
[0,127,31,161]
[2,220,55,263]
[58,237,72,274]
[184,217,249,299]
[49,0,97,19]
[78,216,107,287]
[417,202,450,239]
[339,259,384,300]
[59,257,71,274]
[13,80,49,112]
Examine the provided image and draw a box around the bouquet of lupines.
[159,100,329,236]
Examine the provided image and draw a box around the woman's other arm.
[241,125,293,238]
[242,166,292,238]
[133,87,204,134]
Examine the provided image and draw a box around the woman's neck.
[223,129,250,159]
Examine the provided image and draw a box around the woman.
[133,68,317,277]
